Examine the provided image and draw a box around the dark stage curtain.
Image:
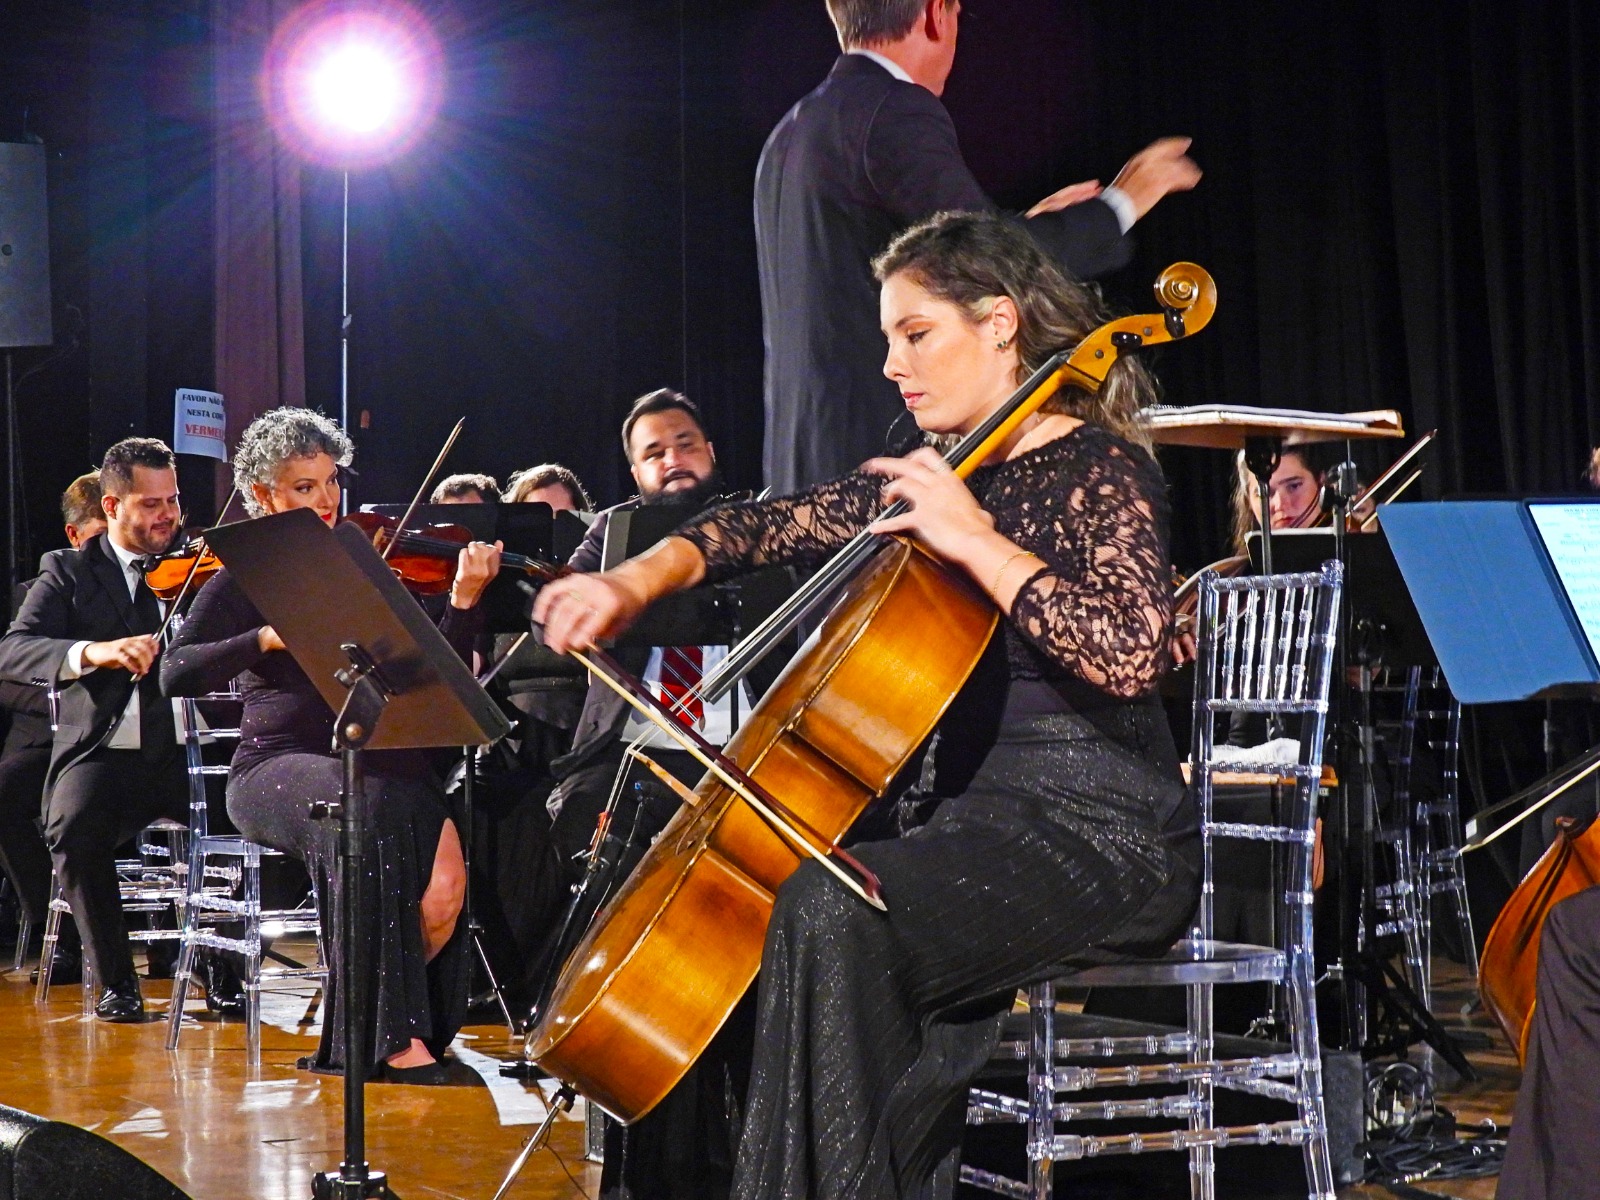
[1000,0,1600,570]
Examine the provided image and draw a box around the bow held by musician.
[536,210,1201,1198]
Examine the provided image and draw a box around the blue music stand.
[1377,500,1600,704]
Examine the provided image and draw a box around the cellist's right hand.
[535,572,645,654]
[536,535,709,655]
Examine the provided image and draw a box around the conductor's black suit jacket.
[0,535,170,795]
[756,53,1134,495]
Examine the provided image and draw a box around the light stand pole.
[5,352,18,603]
[340,170,352,516]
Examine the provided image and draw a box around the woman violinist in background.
[162,407,502,1082]
[1228,442,1329,552]
[537,211,1201,1198]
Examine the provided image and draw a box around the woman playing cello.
[162,407,502,1082]
[536,211,1201,1196]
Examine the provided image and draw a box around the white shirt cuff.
[62,641,94,680]
[1100,185,1137,233]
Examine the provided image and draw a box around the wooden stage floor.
[0,940,597,1200]
[0,948,1516,1199]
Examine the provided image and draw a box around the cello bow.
[571,645,887,911]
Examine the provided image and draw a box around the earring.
[996,337,1011,350]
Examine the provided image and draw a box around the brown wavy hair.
[871,210,1158,451]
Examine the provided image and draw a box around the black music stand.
[601,504,796,653]
[1245,525,1478,1074]
[1245,527,1438,669]
[207,508,510,1200]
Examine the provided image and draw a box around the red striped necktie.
[659,645,704,728]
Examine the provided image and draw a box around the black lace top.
[674,423,1173,708]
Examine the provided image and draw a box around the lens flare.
[265,1,442,168]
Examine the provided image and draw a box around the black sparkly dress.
[161,567,479,1072]
[671,423,1202,1200]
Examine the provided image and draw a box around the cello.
[526,264,1219,1122]
[1473,746,1600,1062]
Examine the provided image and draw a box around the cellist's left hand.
[864,448,994,561]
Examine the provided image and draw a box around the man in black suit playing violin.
[757,0,1202,494]
[0,438,190,1022]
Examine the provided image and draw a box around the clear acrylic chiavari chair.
[963,560,1344,1200]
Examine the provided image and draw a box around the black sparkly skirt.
[227,751,471,1072]
[731,707,1201,1200]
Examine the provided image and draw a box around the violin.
[1287,430,1437,533]
[143,536,224,601]
[341,510,566,595]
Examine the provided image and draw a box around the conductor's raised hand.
[1110,137,1201,221]
[83,634,160,678]
[534,571,647,656]
[449,540,503,610]
[864,448,994,562]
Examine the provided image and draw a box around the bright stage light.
[265,1,442,168]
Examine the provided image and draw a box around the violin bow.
[570,645,887,911]
[152,487,242,645]
[477,630,530,687]
[382,417,465,563]
[1358,468,1424,531]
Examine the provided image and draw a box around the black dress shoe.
[28,946,83,987]
[95,976,145,1023]
[201,954,246,1018]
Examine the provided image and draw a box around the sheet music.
[1528,502,1600,665]
[1137,404,1404,448]
[1141,404,1397,431]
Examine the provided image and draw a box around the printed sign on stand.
[174,389,227,461]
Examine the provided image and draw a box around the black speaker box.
[0,142,53,350]
[0,1103,190,1200]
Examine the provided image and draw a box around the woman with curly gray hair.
[232,407,353,518]
[163,406,502,1082]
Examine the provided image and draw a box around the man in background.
[756,0,1201,493]
[431,473,500,504]
[0,439,190,1021]
[61,471,106,548]
[0,470,109,982]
